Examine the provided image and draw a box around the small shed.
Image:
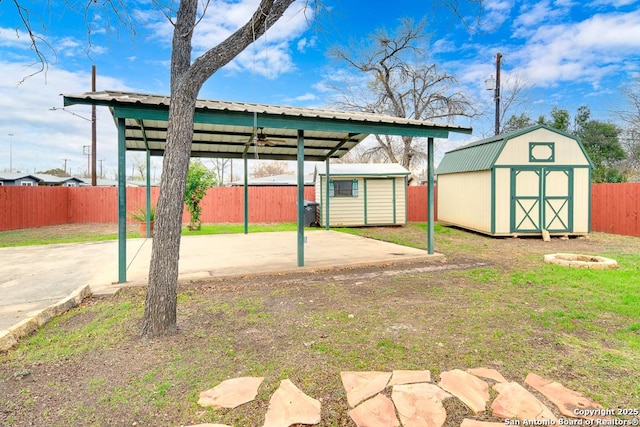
[315,163,410,227]
[437,124,593,236]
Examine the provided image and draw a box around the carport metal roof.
[63,91,471,161]
[63,90,472,283]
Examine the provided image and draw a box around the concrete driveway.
[0,230,438,332]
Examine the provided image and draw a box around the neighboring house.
[314,163,410,227]
[33,174,85,187]
[229,173,315,186]
[437,124,593,236]
[0,173,42,186]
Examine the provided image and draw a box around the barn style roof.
[437,124,590,175]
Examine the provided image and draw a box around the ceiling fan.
[246,127,285,147]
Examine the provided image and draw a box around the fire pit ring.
[543,253,618,269]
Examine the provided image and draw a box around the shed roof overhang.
[63,91,472,161]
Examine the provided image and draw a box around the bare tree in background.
[497,72,531,134]
[328,19,477,172]
[250,160,291,178]
[617,80,640,179]
[9,0,487,338]
[209,158,233,185]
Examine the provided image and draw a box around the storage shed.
[437,124,593,236]
[315,163,409,227]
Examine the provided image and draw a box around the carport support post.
[145,148,151,238]
[427,137,435,254]
[117,117,127,283]
[297,130,305,267]
[243,154,248,234]
[325,158,330,230]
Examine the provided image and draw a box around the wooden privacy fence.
[0,186,315,231]
[1,184,639,237]
[591,183,640,238]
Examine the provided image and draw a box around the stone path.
[190,367,615,427]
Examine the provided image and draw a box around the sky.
[1,0,639,179]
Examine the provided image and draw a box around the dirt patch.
[1,225,638,426]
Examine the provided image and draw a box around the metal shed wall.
[437,170,492,233]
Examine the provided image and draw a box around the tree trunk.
[141,90,198,338]
[141,0,298,338]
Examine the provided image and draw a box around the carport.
[62,91,472,283]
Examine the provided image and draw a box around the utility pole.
[485,53,502,135]
[63,158,71,174]
[98,159,105,179]
[83,145,91,177]
[91,65,97,186]
[494,52,502,135]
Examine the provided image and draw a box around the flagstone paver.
[388,369,432,386]
[467,368,507,383]
[348,394,400,427]
[391,383,452,427]
[492,381,557,421]
[188,369,611,427]
[438,369,490,414]
[197,376,264,409]
[262,379,321,427]
[525,373,608,419]
[341,371,393,408]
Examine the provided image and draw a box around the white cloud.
[294,93,316,101]
[0,62,132,175]
[516,11,640,87]
[477,0,515,31]
[297,36,317,52]
[140,0,313,79]
[512,0,571,37]
[589,0,638,6]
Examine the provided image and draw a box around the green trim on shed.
[437,124,595,175]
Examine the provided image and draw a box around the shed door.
[510,167,573,233]
[511,169,542,232]
[364,178,396,225]
[543,169,573,232]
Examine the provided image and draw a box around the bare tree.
[142,0,303,337]
[209,158,232,185]
[8,0,487,338]
[250,160,291,178]
[497,72,531,134]
[617,80,640,179]
[328,19,478,172]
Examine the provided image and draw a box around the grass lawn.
[0,223,639,426]
[0,222,299,247]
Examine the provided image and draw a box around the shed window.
[20,181,34,186]
[329,179,358,198]
[64,182,78,187]
[529,142,555,162]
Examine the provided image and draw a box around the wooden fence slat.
[2,184,639,237]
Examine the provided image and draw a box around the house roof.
[33,174,84,184]
[62,91,472,162]
[315,163,410,177]
[0,173,42,182]
[436,124,591,175]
